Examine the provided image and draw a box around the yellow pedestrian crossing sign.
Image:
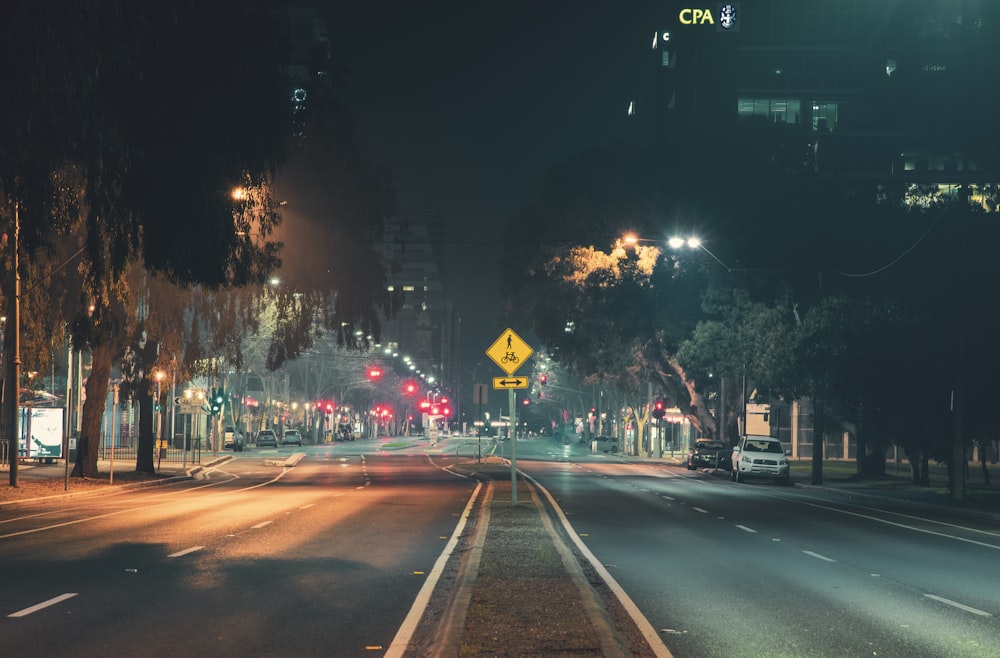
[486,328,533,376]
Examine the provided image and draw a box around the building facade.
[652,1,999,205]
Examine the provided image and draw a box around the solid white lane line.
[384,482,484,658]
[8,593,78,618]
[792,499,1000,550]
[802,550,836,562]
[924,593,992,617]
[167,546,204,558]
[252,520,272,529]
[528,477,674,658]
[735,525,757,533]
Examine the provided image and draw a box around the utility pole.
[6,201,21,486]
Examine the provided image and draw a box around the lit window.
[737,98,800,124]
[811,101,838,132]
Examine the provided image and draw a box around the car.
[337,423,355,442]
[281,429,302,446]
[591,435,619,453]
[223,426,245,452]
[731,434,790,484]
[257,429,278,448]
[687,439,728,470]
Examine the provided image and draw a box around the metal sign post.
[486,328,533,506]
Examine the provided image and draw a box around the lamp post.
[668,235,732,272]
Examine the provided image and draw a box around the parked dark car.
[687,439,729,470]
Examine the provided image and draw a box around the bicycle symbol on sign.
[501,351,519,364]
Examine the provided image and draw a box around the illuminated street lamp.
[668,235,731,271]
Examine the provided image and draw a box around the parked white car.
[731,435,790,484]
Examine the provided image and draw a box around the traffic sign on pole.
[486,328,533,376]
[493,376,528,390]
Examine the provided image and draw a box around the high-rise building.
[379,209,456,388]
[652,1,999,205]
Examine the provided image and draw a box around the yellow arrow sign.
[486,328,533,376]
[493,376,528,390]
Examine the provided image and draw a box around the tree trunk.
[634,416,646,457]
[856,423,866,478]
[981,447,991,486]
[72,344,114,478]
[919,453,930,487]
[909,450,922,484]
[811,396,824,486]
[135,381,155,473]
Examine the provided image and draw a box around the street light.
[668,235,731,271]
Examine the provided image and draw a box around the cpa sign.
[679,4,738,29]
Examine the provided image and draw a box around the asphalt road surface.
[5,436,1000,658]
[516,441,1000,658]
[0,446,476,657]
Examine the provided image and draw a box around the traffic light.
[367,367,383,380]
[210,387,225,415]
[539,373,548,385]
[652,398,666,420]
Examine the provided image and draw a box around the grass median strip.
[445,459,611,658]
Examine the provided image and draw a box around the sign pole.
[485,328,534,507]
[509,387,517,505]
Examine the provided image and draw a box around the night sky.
[318,1,664,355]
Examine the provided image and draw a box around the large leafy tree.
[0,1,294,478]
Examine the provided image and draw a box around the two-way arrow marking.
[493,376,528,389]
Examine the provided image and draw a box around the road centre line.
[802,550,836,562]
[692,507,709,514]
[924,593,992,617]
[168,546,204,558]
[736,525,758,533]
[8,593,78,618]
[251,520,272,529]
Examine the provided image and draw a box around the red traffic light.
[403,382,418,395]
[367,367,383,380]
[539,373,548,384]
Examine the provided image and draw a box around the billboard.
[19,407,65,460]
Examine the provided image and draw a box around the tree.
[0,1,294,478]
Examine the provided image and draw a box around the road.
[5,435,1000,657]
[0,445,476,657]
[514,439,1000,658]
